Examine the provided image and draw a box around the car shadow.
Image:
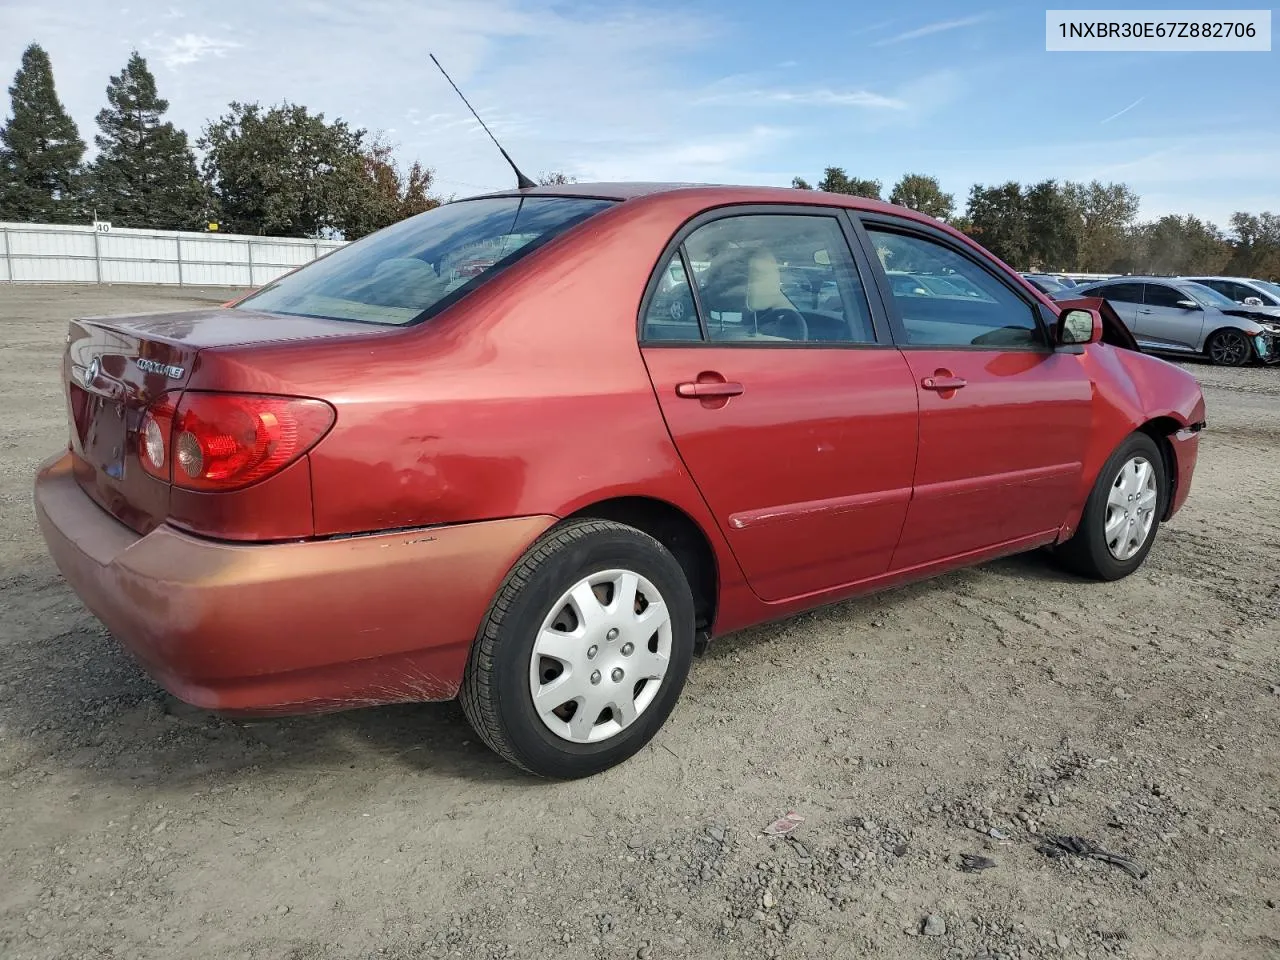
[4,550,1081,789]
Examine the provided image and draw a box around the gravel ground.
[1,284,1278,960]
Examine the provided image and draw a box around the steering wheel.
[758,307,809,342]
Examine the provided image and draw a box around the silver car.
[1057,276,1280,366]
[1183,275,1280,309]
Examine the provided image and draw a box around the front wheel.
[1206,328,1252,366]
[460,519,696,779]
[1055,432,1166,581]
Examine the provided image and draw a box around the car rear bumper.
[34,452,555,714]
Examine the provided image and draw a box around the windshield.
[1254,280,1280,301]
[1182,281,1238,309]
[235,196,616,325]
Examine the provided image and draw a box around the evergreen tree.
[89,52,206,229]
[0,43,85,223]
[199,101,372,237]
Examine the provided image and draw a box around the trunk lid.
[63,307,385,533]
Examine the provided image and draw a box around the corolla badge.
[82,356,101,386]
[136,358,186,379]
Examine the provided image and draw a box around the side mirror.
[1176,299,1200,310]
[1057,308,1102,348]
[1243,296,1264,306]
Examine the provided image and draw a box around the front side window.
[1226,281,1267,303]
[865,228,1042,348]
[1254,280,1280,302]
[1196,279,1235,299]
[236,196,615,325]
[675,214,876,344]
[1144,283,1194,309]
[1173,282,1235,309]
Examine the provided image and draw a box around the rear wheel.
[460,519,695,778]
[1056,432,1166,581]
[1206,328,1252,366]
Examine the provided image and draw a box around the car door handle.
[676,381,744,398]
[921,375,967,391]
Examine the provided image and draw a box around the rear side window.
[642,214,876,344]
[642,255,701,341]
[1093,282,1143,303]
[236,196,615,325]
[865,228,1042,348]
[687,215,875,343]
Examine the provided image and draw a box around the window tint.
[1144,283,1193,309]
[865,228,1041,348]
[676,215,875,343]
[1197,279,1234,298]
[1226,281,1260,302]
[641,254,701,341]
[1092,282,1143,303]
[1254,280,1280,302]
[237,196,615,325]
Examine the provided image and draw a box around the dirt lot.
[1,284,1277,960]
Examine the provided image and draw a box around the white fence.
[0,221,347,287]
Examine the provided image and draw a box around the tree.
[1135,215,1230,275]
[0,43,85,223]
[888,173,953,221]
[791,177,813,190]
[340,136,442,239]
[198,101,371,237]
[1225,212,1280,279]
[1063,180,1140,272]
[87,52,206,229]
[816,167,882,199]
[536,171,577,185]
[1024,180,1081,271]
[965,182,1028,267]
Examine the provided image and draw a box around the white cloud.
[145,32,240,69]
[698,87,907,110]
[874,14,989,46]
[574,126,790,183]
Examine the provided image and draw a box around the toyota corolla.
[34,183,1206,778]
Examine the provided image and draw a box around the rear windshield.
[234,196,616,325]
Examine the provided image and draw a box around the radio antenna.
[430,53,535,190]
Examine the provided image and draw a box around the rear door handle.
[921,375,967,391]
[676,381,744,398]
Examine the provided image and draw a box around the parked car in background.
[1057,276,1280,365]
[1183,276,1280,308]
[1022,273,1074,295]
[35,183,1206,779]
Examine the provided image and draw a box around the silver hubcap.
[529,569,673,744]
[1105,456,1158,561]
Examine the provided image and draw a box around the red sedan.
[35,184,1206,778]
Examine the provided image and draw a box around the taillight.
[144,392,334,492]
[138,400,175,479]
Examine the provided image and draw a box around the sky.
[1,0,1278,226]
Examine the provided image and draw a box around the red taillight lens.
[169,393,335,491]
[139,400,175,480]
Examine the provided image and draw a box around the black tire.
[459,519,696,779]
[1206,328,1252,366]
[1055,432,1167,581]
